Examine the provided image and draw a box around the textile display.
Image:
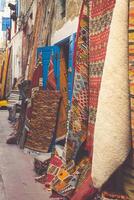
[25,89,61,152]
[45,154,63,188]
[34,153,51,175]
[17,80,31,144]
[28,1,44,80]
[24,53,62,152]
[45,150,91,198]
[19,57,43,148]
[28,0,55,80]
[64,0,116,163]
[52,158,91,198]
[63,0,89,162]
[92,0,130,189]
[1,48,11,98]
[43,0,116,199]
[56,50,68,140]
[47,57,57,90]
[102,192,129,200]
[5,48,12,97]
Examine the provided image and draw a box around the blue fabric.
[37,46,60,90]
[2,17,11,31]
[52,46,60,90]
[68,33,76,105]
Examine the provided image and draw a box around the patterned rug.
[44,0,116,199]
[64,0,116,163]
[92,0,130,189]
[24,89,61,152]
[24,55,61,152]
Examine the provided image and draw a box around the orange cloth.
[56,50,68,140]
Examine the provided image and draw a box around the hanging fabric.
[19,55,43,148]
[92,0,130,189]
[1,48,11,99]
[56,49,68,141]
[64,0,116,163]
[24,47,61,152]
[68,34,75,105]
[43,0,118,199]
[37,46,60,90]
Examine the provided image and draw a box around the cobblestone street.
[0,110,50,200]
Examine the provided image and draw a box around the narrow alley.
[0,0,134,200]
[0,110,50,200]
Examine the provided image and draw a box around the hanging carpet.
[19,56,43,148]
[92,0,130,189]
[24,56,61,152]
[56,49,68,141]
[44,0,116,199]
[24,89,61,152]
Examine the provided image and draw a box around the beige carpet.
[91,0,131,188]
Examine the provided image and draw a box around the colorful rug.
[64,0,116,163]
[17,80,31,144]
[92,0,130,189]
[44,0,116,198]
[24,53,62,152]
[1,48,11,98]
[63,0,89,162]
[19,56,43,149]
[25,89,61,152]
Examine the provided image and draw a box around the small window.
[60,0,66,18]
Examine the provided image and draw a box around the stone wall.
[52,0,82,33]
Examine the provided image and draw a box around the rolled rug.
[92,0,131,188]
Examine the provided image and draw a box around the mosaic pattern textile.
[46,153,91,198]
[25,57,43,132]
[64,0,89,162]
[25,90,61,152]
[44,1,116,198]
[64,0,116,162]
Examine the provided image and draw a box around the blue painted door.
[37,46,60,90]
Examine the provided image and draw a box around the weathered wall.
[11,31,23,81]
[53,0,82,31]
[51,0,82,44]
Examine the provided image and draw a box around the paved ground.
[0,110,51,200]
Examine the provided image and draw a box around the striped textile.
[64,0,116,163]
[45,0,116,198]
